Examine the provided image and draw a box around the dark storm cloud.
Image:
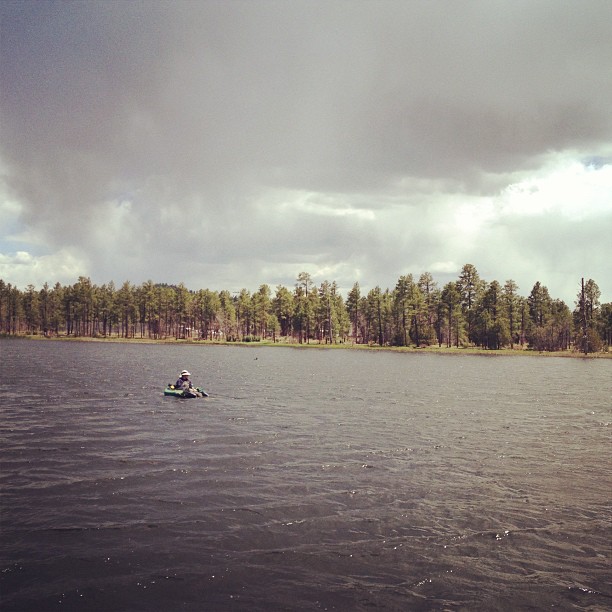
[1,0,611,301]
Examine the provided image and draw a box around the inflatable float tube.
[164,385,209,398]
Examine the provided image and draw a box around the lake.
[1,338,610,611]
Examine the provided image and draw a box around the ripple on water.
[1,339,611,610]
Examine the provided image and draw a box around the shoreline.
[5,334,611,359]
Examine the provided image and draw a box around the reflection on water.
[1,339,610,611]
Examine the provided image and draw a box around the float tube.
[164,385,209,398]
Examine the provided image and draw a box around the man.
[174,369,205,397]
[176,370,194,391]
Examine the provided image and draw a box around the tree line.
[1,265,610,353]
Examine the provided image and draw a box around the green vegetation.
[1,266,610,354]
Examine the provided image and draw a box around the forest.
[1,265,610,353]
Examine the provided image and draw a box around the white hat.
[180,370,191,376]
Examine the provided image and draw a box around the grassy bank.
[8,333,611,358]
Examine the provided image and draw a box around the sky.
[1,0,611,306]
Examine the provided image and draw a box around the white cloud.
[500,154,612,220]
[268,191,376,221]
[0,248,87,287]
[429,261,458,274]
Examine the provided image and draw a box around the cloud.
[1,0,611,305]
[500,155,612,220]
[0,249,86,288]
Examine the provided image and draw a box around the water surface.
[1,339,610,610]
